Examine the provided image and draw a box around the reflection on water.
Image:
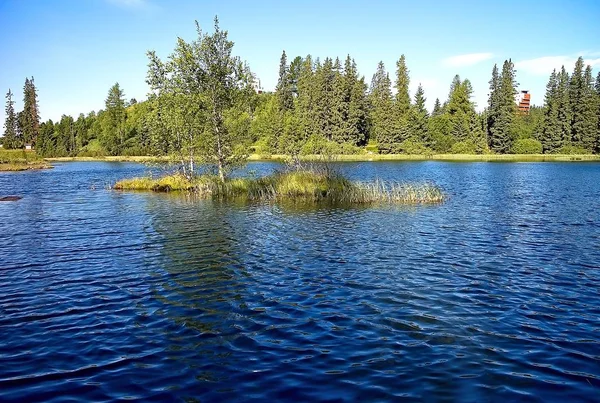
[0,161,599,401]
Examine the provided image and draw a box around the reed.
[114,169,445,205]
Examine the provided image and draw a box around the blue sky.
[1,0,599,125]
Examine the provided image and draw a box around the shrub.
[450,140,477,154]
[300,135,363,156]
[556,144,590,155]
[511,138,543,154]
[396,139,431,155]
[78,139,107,157]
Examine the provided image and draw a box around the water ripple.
[1,161,599,401]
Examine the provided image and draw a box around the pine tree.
[276,50,294,111]
[596,72,600,153]
[431,98,442,117]
[578,65,598,151]
[557,66,572,146]
[369,61,394,152]
[313,57,336,141]
[330,57,347,144]
[394,55,411,117]
[569,56,588,148]
[541,69,562,153]
[489,59,517,153]
[3,89,19,149]
[288,56,303,97]
[392,55,411,145]
[296,55,316,139]
[348,76,369,145]
[36,119,55,156]
[409,84,429,145]
[487,64,500,148]
[21,77,40,146]
[446,75,473,142]
[102,82,126,154]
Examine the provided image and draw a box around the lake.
[1,161,599,402]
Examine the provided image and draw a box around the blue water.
[1,161,599,402]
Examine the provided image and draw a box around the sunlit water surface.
[1,161,599,402]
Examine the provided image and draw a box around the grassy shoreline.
[0,150,52,171]
[44,153,600,163]
[0,162,52,171]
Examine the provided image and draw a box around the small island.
[0,149,51,171]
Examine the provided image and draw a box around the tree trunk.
[218,158,225,182]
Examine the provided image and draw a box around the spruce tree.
[313,57,336,141]
[578,65,598,151]
[21,77,40,146]
[446,75,474,142]
[102,82,126,154]
[596,72,600,153]
[394,55,411,116]
[276,50,294,111]
[369,61,394,152]
[489,60,517,153]
[296,55,315,139]
[487,64,500,148]
[432,98,442,117]
[392,55,411,145]
[409,84,429,145]
[330,57,347,144]
[569,56,588,148]
[557,66,572,146]
[348,76,369,146]
[36,119,55,156]
[541,69,562,153]
[288,56,303,97]
[3,89,19,149]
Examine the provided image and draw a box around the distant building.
[24,143,33,151]
[516,90,531,113]
[253,77,264,94]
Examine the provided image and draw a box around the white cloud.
[515,55,600,76]
[442,52,494,68]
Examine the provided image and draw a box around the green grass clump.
[0,149,50,171]
[0,149,43,163]
[114,169,445,205]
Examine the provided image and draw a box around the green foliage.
[488,60,517,153]
[394,55,411,117]
[299,134,363,155]
[78,139,107,157]
[557,144,591,155]
[365,141,379,154]
[20,77,40,146]
[145,17,254,180]
[409,84,429,145]
[101,82,126,155]
[276,50,294,112]
[369,61,394,152]
[8,21,600,160]
[511,138,543,154]
[450,140,478,154]
[3,89,19,149]
[396,139,431,155]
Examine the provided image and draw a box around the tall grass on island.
[114,165,445,205]
[0,149,51,171]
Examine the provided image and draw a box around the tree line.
[3,19,600,162]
